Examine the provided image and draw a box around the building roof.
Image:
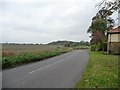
[108,26,120,34]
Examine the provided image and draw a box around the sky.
[0,0,118,44]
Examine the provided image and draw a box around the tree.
[91,18,107,32]
[96,0,119,31]
[87,0,119,51]
[88,18,107,44]
[97,0,119,13]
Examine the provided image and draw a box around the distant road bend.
[3,50,89,88]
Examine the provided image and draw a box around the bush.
[91,42,107,52]
[2,58,12,68]
[96,43,102,51]
[102,42,107,51]
[91,45,96,51]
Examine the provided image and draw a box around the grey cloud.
[1,0,103,44]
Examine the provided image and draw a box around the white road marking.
[29,59,65,74]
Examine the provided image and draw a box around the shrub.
[91,45,96,51]
[96,43,102,51]
[102,42,107,51]
[91,42,107,52]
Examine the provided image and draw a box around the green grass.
[75,51,118,88]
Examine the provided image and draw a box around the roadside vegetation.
[2,41,90,69]
[72,45,90,50]
[2,44,73,69]
[75,1,119,87]
[75,51,118,88]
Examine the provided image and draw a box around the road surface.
[2,50,88,88]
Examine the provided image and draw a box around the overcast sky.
[1,0,118,44]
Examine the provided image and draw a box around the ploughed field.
[2,44,73,69]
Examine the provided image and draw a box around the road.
[2,50,89,88]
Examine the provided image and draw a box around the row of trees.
[88,0,119,51]
[48,40,90,47]
[64,41,90,47]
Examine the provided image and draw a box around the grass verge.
[75,51,118,88]
[2,47,72,69]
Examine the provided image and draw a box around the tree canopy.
[88,0,119,45]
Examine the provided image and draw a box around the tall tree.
[88,18,107,44]
[88,0,119,45]
[97,0,119,13]
[96,0,119,30]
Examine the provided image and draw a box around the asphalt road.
[2,50,89,88]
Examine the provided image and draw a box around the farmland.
[2,44,73,69]
[2,44,64,56]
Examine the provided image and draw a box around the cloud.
[1,0,92,3]
[1,0,101,44]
